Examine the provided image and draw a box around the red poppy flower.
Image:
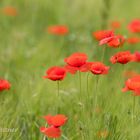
[0,79,11,92]
[93,30,114,41]
[90,62,109,75]
[122,75,140,96]
[110,21,121,29]
[131,51,140,62]
[127,37,140,44]
[51,114,68,127]
[1,6,17,16]
[110,51,133,64]
[43,114,68,127]
[100,35,125,48]
[40,126,61,138]
[64,53,88,74]
[128,19,140,33]
[47,25,69,35]
[43,66,66,81]
[43,114,53,126]
[107,35,125,48]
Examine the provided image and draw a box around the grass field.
[0,0,140,140]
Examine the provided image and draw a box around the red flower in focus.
[93,30,114,41]
[47,25,69,35]
[0,79,11,92]
[110,51,133,64]
[131,51,140,62]
[107,35,125,48]
[64,53,88,74]
[1,6,17,16]
[40,126,61,138]
[99,34,125,48]
[110,21,121,29]
[122,75,140,96]
[43,66,66,81]
[127,37,140,44]
[90,62,110,75]
[128,19,140,33]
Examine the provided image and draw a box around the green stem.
[57,81,60,97]
[79,71,82,94]
[79,71,82,101]
[101,46,106,62]
[94,76,99,109]
[87,72,90,101]
[57,81,60,113]
[132,96,135,140]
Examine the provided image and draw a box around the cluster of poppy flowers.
[43,52,110,82]
[40,114,68,138]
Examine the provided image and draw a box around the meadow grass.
[0,0,140,139]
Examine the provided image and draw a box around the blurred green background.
[0,0,140,140]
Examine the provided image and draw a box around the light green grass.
[0,0,140,139]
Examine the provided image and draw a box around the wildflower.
[0,79,11,92]
[110,51,133,64]
[40,114,68,138]
[128,19,140,33]
[132,51,140,62]
[64,53,88,74]
[93,30,114,41]
[90,62,109,75]
[43,66,66,81]
[107,35,125,48]
[1,6,17,16]
[44,114,68,127]
[47,25,69,35]
[99,34,125,48]
[122,75,140,96]
[110,21,121,29]
[127,37,140,44]
[40,126,61,138]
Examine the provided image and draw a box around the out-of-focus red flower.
[127,37,140,44]
[41,114,68,138]
[43,114,68,127]
[123,70,139,78]
[110,51,133,64]
[122,75,140,96]
[0,79,11,92]
[110,21,121,29]
[64,53,88,74]
[40,126,61,138]
[1,6,17,16]
[47,25,69,35]
[90,62,109,75]
[51,114,68,127]
[43,66,66,81]
[43,114,53,126]
[128,19,140,33]
[93,30,114,41]
[131,51,140,62]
